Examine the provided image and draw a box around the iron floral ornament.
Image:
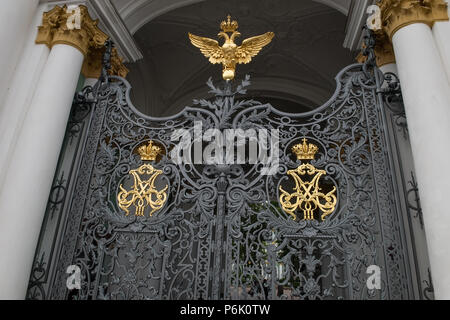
[279,139,337,221]
[117,141,168,217]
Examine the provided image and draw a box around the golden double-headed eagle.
[188,15,274,80]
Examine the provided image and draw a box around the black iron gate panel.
[27,34,430,300]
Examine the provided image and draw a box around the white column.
[379,63,398,75]
[433,0,450,84]
[0,0,39,108]
[0,3,51,195]
[0,44,84,299]
[392,22,450,299]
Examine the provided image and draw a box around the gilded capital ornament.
[36,5,108,57]
[109,48,129,78]
[357,31,396,67]
[81,47,129,79]
[358,1,448,66]
[36,5,128,79]
[377,0,449,40]
[81,46,103,78]
[373,31,396,66]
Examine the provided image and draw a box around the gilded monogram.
[117,141,168,216]
[279,139,337,221]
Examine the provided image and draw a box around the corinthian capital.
[82,47,129,79]
[357,31,396,67]
[377,0,449,40]
[36,5,128,79]
[35,5,108,57]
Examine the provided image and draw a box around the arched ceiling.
[111,0,351,34]
[122,0,355,116]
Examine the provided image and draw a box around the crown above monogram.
[220,15,239,33]
[138,141,162,161]
[292,138,319,160]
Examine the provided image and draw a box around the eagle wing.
[188,33,224,64]
[235,32,274,64]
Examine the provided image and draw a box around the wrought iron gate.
[27,32,433,300]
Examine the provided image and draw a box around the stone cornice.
[377,0,449,40]
[344,0,376,51]
[87,0,143,63]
